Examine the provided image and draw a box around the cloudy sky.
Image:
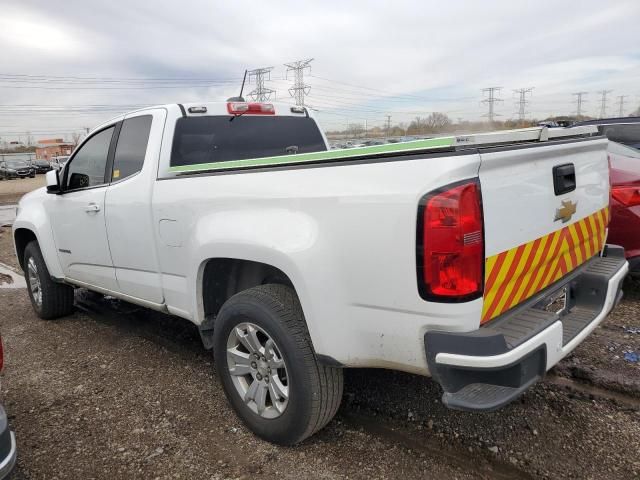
[1,0,640,141]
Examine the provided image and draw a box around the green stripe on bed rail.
[168,136,455,173]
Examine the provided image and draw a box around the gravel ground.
[0,176,45,205]
[0,231,639,478]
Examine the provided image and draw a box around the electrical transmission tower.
[597,90,612,119]
[247,67,276,102]
[513,87,534,122]
[616,95,628,117]
[481,87,503,123]
[385,115,392,134]
[284,58,313,106]
[572,92,588,117]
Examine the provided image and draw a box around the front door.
[47,125,118,290]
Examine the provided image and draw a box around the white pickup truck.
[12,101,628,444]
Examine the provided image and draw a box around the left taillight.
[416,179,484,302]
[612,185,640,207]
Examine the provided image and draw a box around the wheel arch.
[13,227,37,270]
[12,219,64,279]
[197,257,309,349]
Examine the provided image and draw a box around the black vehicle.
[572,116,640,150]
[30,160,52,174]
[0,160,35,180]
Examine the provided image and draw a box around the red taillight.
[226,102,275,115]
[417,180,484,301]
[612,185,640,207]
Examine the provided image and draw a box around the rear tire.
[213,284,343,445]
[23,241,74,319]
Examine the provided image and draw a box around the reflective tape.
[481,207,609,324]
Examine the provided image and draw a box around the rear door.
[478,138,610,324]
[104,109,166,304]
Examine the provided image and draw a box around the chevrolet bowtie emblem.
[554,200,577,223]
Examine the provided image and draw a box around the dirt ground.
[0,233,639,480]
[0,175,46,205]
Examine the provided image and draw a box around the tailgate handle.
[553,163,576,196]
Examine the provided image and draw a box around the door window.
[65,127,114,190]
[111,115,152,181]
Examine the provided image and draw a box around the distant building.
[35,138,74,160]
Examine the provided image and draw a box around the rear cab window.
[169,116,327,169]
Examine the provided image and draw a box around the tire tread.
[219,284,343,443]
[24,241,74,320]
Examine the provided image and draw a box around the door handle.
[85,203,100,213]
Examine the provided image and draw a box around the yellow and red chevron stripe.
[481,207,609,324]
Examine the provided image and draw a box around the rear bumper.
[425,245,628,412]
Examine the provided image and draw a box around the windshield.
[170,116,327,168]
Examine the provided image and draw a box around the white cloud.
[1,0,639,138]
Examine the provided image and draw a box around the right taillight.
[612,185,640,207]
[417,179,484,302]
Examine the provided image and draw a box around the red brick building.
[35,138,74,160]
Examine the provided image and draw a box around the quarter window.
[111,115,152,181]
[65,127,114,190]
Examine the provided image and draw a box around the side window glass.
[65,127,114,190]
[111,115,152,181]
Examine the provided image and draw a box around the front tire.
[23,241,74,319]
[213,284,343,445]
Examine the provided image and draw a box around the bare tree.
[71,132,83,146]
[425,112,452,132]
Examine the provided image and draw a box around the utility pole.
[572,92,588,117]
[513,87,534,123]
[247,67,276,102]
[616,95,628,117]
[284,58,313,106]
[385,115,391,135]
[597,90,613,119]
[481,87,503,123]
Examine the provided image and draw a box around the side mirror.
[46,169,61,194]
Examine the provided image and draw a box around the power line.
[597,90,613,118]
[616,95,628,117]
[481,87,503,123]
[284,59,313,106]
[572,92,588,117]
[0,73,240,82]
[309,75,476,103]
[513,87,533,122]
[247,67,276,102]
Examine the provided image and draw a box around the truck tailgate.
[478,137,610,324]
